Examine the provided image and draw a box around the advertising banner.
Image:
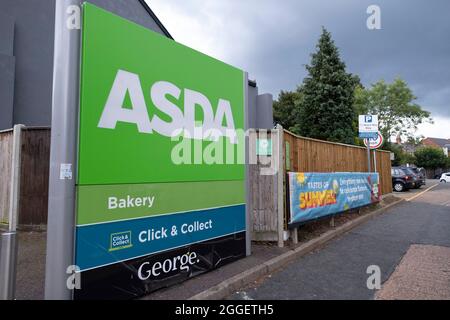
[288,172,380,226]
[75,3,246,299]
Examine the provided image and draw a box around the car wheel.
[441,179,447,183]
[394,182,405,192]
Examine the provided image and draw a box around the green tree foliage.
[383,142,405,166]
[273,89,303,132]
[354,78,432,141]
[414,147,447,170]
[296,28,358,144]
[383,143,403,166]
[382,143,416,166]
[406,135,424,147]
[402,153,417,166]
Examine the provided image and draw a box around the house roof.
[138,0,173,39]
[422,137,450,147]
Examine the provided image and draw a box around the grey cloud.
[150,0,450,119]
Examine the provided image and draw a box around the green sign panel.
[285,141,291,170]
[78,5,245,185]
[256,139,272,156]
[74,3,247,300]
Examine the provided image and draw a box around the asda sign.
[98,70,238,143]
[74,3,247,300]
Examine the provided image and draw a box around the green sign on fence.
[256,139,272,156]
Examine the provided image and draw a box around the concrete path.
[376,244,450,300]
[229,183,450,300]
[15,231,46,300]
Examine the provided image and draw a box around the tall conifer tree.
[298,28,357,144]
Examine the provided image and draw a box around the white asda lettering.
[98,70,238,143]
[137,252,199,280]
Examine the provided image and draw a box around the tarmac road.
[229,182,450,300]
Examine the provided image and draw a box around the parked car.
[440,173,450,183]
[401,166,425,189]
[417,167,427,184]
[391,167,415,192]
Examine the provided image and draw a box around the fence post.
[276,124,285,248]
[0,124,24,300]
[291,228,298,245]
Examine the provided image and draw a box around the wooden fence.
[1,125,392,236]
[250,127,393,245]
[0,129,13,224]
[284,130,393,196]
[0,127,50,228]
[248,129,283,244]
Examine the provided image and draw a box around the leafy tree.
[273,89,303,132]
[414,147,447,170]
[402,153,417,166]
[383,143,402,166]
[296,27,358,144]
[354,78,432,141]
[406,135,424,147]
[382,143,408,166]
[382,142,417,166]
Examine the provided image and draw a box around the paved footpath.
[229,183,450,300]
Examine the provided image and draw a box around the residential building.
[421,137,450,157]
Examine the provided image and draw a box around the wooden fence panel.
[0,130,13,224]
[284,130,392,195]
[19,128,51,226]
[249,130,279,241]
[0,127,50,227]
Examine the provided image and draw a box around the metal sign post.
[359,115,379,173]
[0,124,24,300]
[44,0,81,300]
[244,72,251,256]
[373,150,377,172]
[363,131,384,174]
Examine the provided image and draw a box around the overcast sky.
[147,0,450,139]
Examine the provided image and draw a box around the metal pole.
[367,143,371,173]
[44,0,81,300]
[276,124,285,248]
[373,150,377,173]
[0,124,24,300]
[244,72,251,256]
[0,233,18,300]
